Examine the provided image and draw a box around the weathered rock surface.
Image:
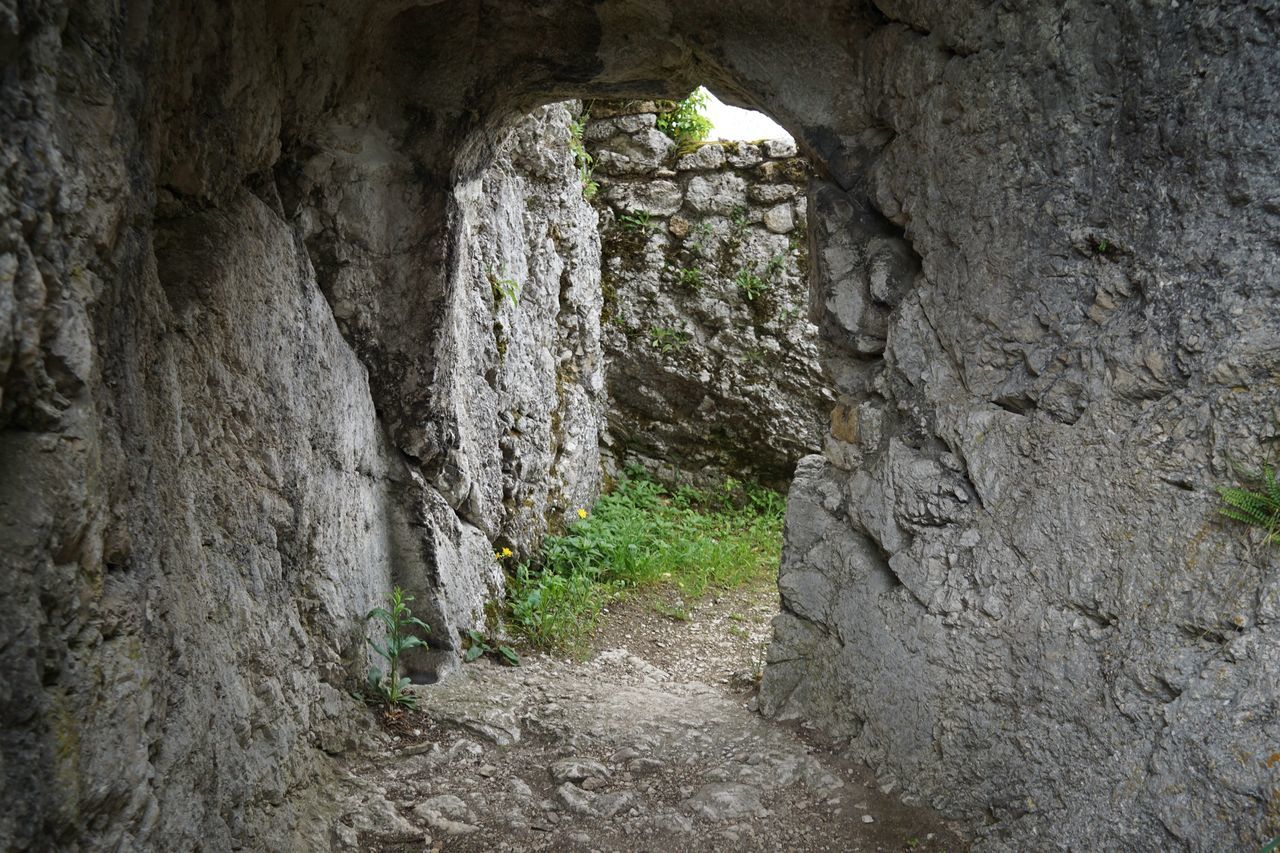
[465,103,606,552]
[759,8,1280,853]
[0,18,601,849]
[588,106,832,490]
[331,642,963,852]
[2,1,1278,851]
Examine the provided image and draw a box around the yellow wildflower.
[577,508,589,519]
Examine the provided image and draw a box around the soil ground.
[331,578,970,852]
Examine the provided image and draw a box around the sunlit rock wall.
[466,104,606,550]
[586,103,832,491]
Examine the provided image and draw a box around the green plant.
[678,266,704,290]
[365,587,431,709]
[1217,462,1280,545]
[764,253,786,277]
[568,114,599,200]
[1262,837,1279,853]
[463,629,520,666]
[687,223,715,255]
[506,472,785,655]
[716,475,743,511]
[730,205,749,230]
[656,601,691,622]
[508,561,602,653]
[489,268,522,307]
[655,88,713,151]
[619,210,659,232]
[735,267,768,301]
[648,326,690,353]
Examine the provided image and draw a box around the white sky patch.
[701,87,793,143]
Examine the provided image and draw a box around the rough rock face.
[459,103,605,553]
[587,104,832,490]
[757,9,1280,853]
[0,17,600,847]
[2,1,1278,851]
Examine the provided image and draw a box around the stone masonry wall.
[585,104,832,491]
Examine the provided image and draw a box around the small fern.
[568,113,598,200]
[1217,462,1280,545]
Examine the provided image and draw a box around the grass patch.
[507,471,785,655]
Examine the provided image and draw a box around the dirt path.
[330,581,968,852]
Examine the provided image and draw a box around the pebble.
[413,794,467,818]
[684,783,767,821]
[594,790,638,819]
[330,821,358,850]
[627,757,665,775]
[554,782,598,816]
[861,814,875,824]
[551,758,611,785]
[411,795,480,837]
[446,739,485,761]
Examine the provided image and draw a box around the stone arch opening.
[3,2,1276,851]
[456,92,830,705]
[304,0,931,723]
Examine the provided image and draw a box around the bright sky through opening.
[700,87,793,143]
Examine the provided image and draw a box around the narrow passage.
[333,580,967,852]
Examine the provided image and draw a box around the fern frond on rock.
[1216,463,1280,545]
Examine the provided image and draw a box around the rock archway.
[2,1,1276,850]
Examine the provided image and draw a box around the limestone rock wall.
[586,105,832,490]
[757,8,1280,852]
[467,104,606,550]
[3,1,1279,851]
[0,5,600,845]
